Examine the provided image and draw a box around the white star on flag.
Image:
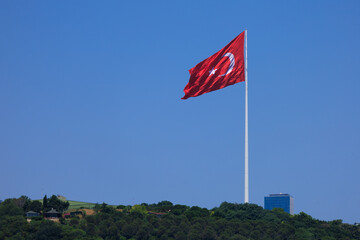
[209,68,217,75]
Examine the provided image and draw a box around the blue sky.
[1,0,359,223]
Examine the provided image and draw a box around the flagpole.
[244,29,249,203]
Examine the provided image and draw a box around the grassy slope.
[67,200,97,210]
[67,200,117,210]
[35,199,116,210]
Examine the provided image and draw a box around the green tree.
[69,217,80,226]
[62,226,86,240]
[13,196,31,212]
[295,227,314,240]
[0,216,27,239]
[130,205,148,216]
[0,199,24,217]
[293,212,317,228]
[213,202,265,221]
[85,222,98,236]
[172,204,189,216]
[107,224,120,240]
[34,220,62,240]
[157,201,173,206]
[47,195,69,212]
[136,226,150,240]
[230,234,247,240]
[100,202,115,214]
[187,222,203,240]
[174,231,187,240]
[29,200,42,213]
[93,203,101,212]
[8,232,26,240]
[184,206,209,220]
[42,195,48,212]
[155,200,173,212]
[202,227,217,240]
[122,222,139,238]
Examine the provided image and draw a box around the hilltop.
[0,196,359,240]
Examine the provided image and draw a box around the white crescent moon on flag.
[219,52,235,76]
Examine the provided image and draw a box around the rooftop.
[268,193,292,197]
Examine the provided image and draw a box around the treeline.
[0,196,359,240]
[0,195,69,216]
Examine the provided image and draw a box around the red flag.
[182,31,245,99]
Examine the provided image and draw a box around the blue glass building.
[264,193,294,214]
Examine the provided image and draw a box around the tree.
[61,226,86,240]
[136,226,150,240]
[29,200,42,213]
[69,217,80,226]
[293,212,317,228]
[34,220,62,240]
[0,199,24,217]
[172,204,189,216]
[187,223,203,240]
[295,227,314,240]
[7,232,25,240]
[213,202,265,221]
[100,202,115,214]
[0,216,27,239]
[42,195,48,212]
[202,227,217,240]
[130,205,148,216]
[13,196,31,212]
[157,201,173,206]
[85,223,98,236]
[107,224,120,240]
[122,222,138,238]
[155,200,173,212]
[46,195,69,212]
[184,206,209,221]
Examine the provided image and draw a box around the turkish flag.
[182,31,245,99]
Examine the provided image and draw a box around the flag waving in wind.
[182,31,245,99]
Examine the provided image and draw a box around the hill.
[1,197,359,239]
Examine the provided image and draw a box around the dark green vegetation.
[0,196,359,240]
[43,195,70,212]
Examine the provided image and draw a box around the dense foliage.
[0,197,359,240]
[43,195,70,212]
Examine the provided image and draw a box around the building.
[44,208,61,218]
[264,193,294,215]
[26,211,40,218]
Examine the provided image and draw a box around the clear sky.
[1,0,359,223]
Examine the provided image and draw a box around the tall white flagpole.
[244,29,249,203]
